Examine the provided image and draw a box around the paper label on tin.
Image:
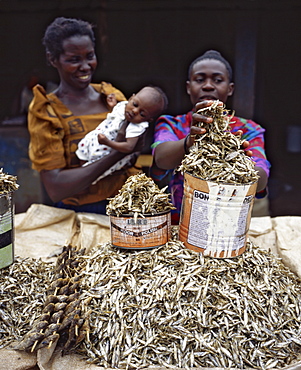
[187,183,253,257]
[0,207,14,269]
[0,244,13,269]
[110,213,170,249]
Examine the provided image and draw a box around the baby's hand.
[107,93,117,109]
[98,133,110,145]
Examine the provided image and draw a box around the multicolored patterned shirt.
[151,111,271,224]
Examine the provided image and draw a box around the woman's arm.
[41,149,127,202]
[153,139,187,170]
[255,166,268,192]
[153,101,212,170]
[41,120,145,203]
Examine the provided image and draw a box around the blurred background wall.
[0,0,300,216]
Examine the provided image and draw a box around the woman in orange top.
[28,17,144,213]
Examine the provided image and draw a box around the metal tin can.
[110,211,171,250]
[0,192,14,269]
[179,172,257,258]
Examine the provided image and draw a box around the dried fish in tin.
[106,173,175,217]
[178,100,259,185]
[0,168,19,194]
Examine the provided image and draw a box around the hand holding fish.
[185,100,252,156]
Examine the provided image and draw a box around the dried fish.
[76,240,301,369]
[36,333,60,350]
[0,168,19,194]
[106,173,175,217]
[178,100,259,185]
[2,239,301,369]
[11,244,89,353]
[0,257,54,349]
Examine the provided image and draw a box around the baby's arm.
[98,133,139,154]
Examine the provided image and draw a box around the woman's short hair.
[43,17,95,60]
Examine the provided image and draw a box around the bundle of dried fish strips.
[13,244,90,354]
[77,241,301,369]
[0,168,19,194]
[106,173,175,217]
[178,100,259,184]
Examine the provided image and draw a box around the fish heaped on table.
[12,244,90,354]
[1,239,301,369]
[77,240,301,369]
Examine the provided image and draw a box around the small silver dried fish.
[106,173,175,217]
[0,168,19,194]
[1,235,301,369]
[0,257,54,349]
[178,100,259,185]
[76,240,301,369]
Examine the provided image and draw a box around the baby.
[76,86,168,181]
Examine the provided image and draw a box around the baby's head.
[125,86,168,124]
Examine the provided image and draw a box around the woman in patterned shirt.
[151,50,270,224]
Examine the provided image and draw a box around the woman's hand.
[154,100,216,169]
[185,100,215,149]
[187,101,253,157]
[234,130,252,157]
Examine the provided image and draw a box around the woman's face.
[186,59,234,107]
[50,35,97,90]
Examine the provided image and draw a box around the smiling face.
[186,59,234,107]
[125,87,163,124]
[49,35,97,91]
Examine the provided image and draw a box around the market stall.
[1,103,301,370]
[0,203,301,370]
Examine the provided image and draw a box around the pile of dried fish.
[178,100,259,184]
[13,244,90,354]
[0,168,19,194]
[0,256,53,349]
[78,241,301,369]
[1,240,301,369]
[106,173,175,217]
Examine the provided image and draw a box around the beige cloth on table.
[3,204,301,370]
[14,203,111,261]
[248,215,301,278]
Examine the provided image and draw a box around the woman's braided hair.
[188,50,233,82]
